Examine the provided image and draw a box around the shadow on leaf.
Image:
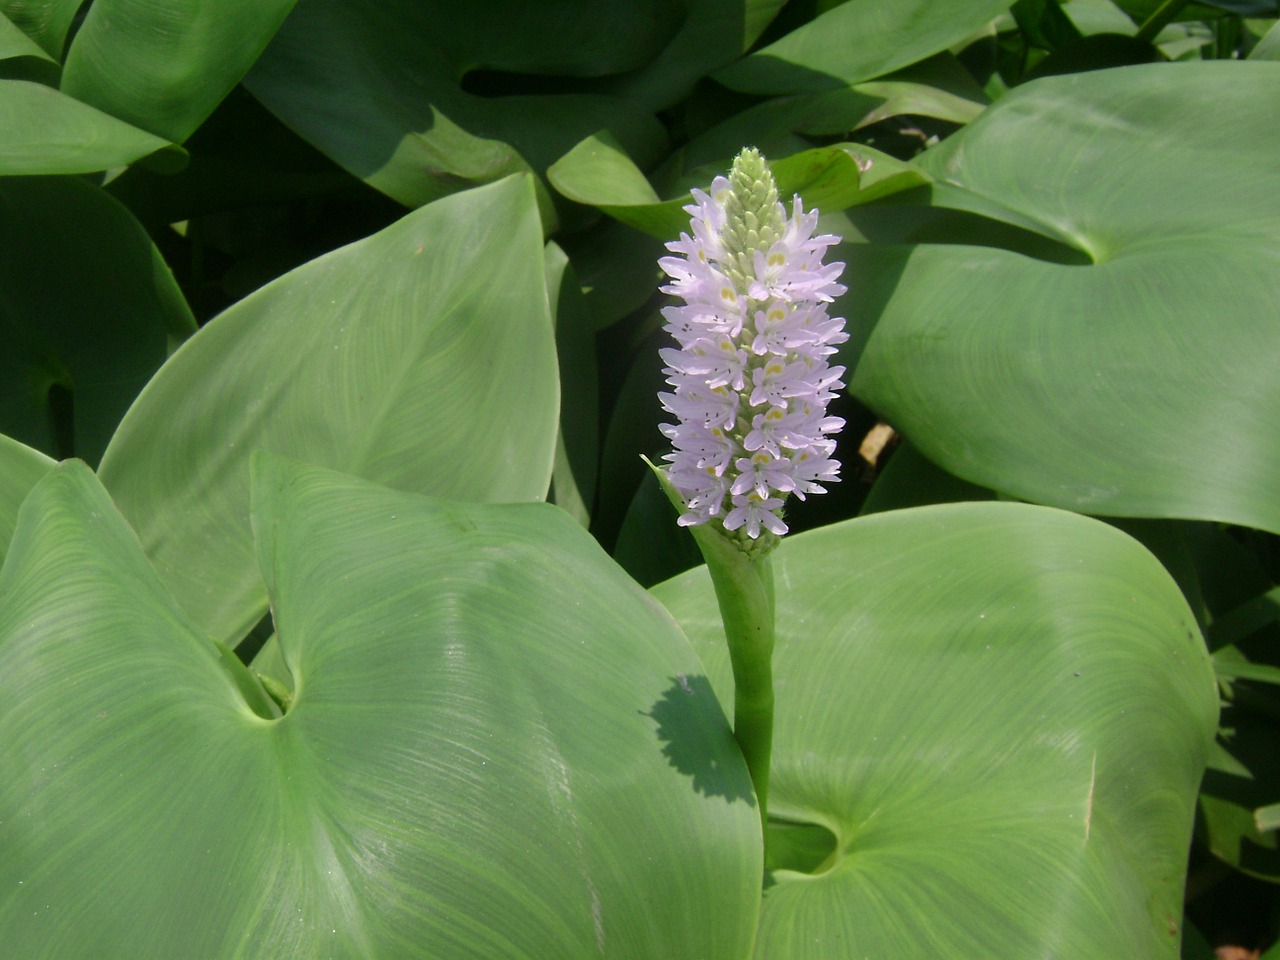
[646,674,755,806]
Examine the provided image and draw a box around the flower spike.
[658,148,848,547]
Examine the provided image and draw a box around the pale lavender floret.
[741,407,788,459]
[658,157,847,537]
[731,454,797,499]
[748,359,825,407]
[659,384,740,431]
[723,493,789,538]
[669,466,731,525]
[659,337,748,392]
[746,203,847,304]
[664,419,736,469]
[790,448,841,500]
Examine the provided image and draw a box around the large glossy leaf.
[715,0,1018,93]
[850,62,1280,535]
[0,434,52,559]
[60,0,299,143]
[0,455,761,958]
[0,79,182,174]
[243,0,668,210]
[0,176,195,465]
[98,175,560,648]
[652,502,1218,958]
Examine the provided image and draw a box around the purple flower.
[658,148,849,540]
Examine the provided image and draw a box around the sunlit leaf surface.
[851,62,1280,534]
[99,176,560,647]
[653,502,1218,958]
[0,457,761,958]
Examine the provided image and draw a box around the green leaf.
[852,62,1280,535]
[60,0,299,143]
[0,79,183,174]
[1213,650,1280,686]
[0,0,81,59]
[594,327,668,551]
[0,11,58,84]
[104,85,361,234]
[1062,0,1140,35]
[550,138,908,239]
[1021,32,1164,81]
[0,177,195,465]
[1208,586,1280,649]
[599,0,788,109]
[715,0,1018,94]
[614,470,704,588]
[546,242,599,527]
[771,147,866,210]
[547,130,683,238]
[859,440,995,515]
[0,455,761,958]
[679,69,985,172]
[0,434,53,559]
[679,54,985,180]
[243,0,667,210]
[559,214,666,330]
[652,502,1218,957]
[98,175,560,648]
[1249,17,1280,57]
[1013,0,1086,49]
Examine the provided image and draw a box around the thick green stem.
[705,548,776,835]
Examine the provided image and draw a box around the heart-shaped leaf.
[850,62,1280,535]
[652,502,1218,957]
[0,455,761,958]
[98,175,560,647]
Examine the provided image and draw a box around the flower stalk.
[652,147,848,850]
